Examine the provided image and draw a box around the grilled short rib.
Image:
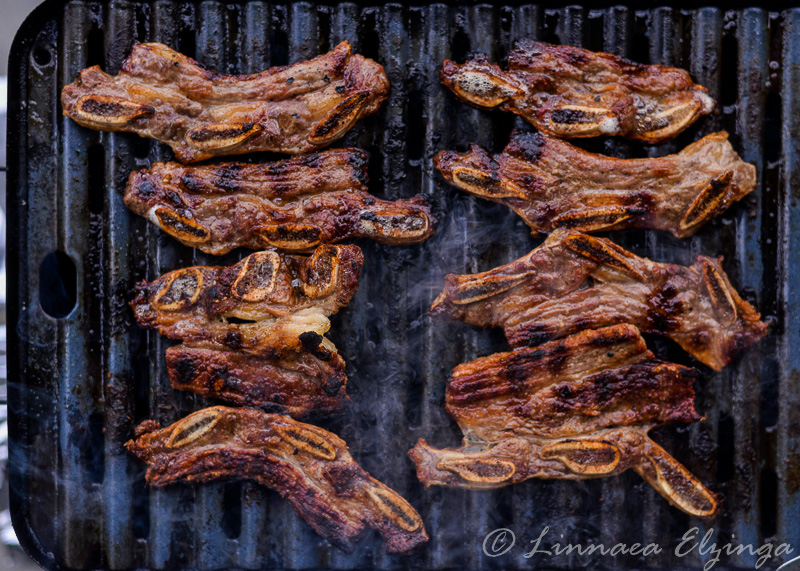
[441,40,714,142]
[166,345,347,417]
[61,41,389,162]
[435,131,756,238]
[125,149,434,254]
[131,246,362,358]
[431,229,767,370]
[131,246,362,416]
[127,407,428,553]
[409,325,717,519]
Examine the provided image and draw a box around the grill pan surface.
[7,1,800,569]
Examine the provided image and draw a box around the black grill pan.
[7,1,800,569]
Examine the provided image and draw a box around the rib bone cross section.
[130,246,362,416]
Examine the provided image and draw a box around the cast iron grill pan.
[7,1,800,569]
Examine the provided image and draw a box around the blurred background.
[1,0,44,568]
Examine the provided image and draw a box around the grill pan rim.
[7,1,77,569]
[5,1,795,569]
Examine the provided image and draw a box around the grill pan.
[7,1,800,569]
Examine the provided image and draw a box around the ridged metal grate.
[7,1,800,569]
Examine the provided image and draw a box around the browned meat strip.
[127,407,428,553]
[431,229,767,370]
[441,40,714,142]
[61,41,389,162]
[167,345,347,417]
[408,325,717,519]
[130,245,363,358]
[125,149,434,255]
[435,131,756,238]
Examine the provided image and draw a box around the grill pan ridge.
[6,1,800,569]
